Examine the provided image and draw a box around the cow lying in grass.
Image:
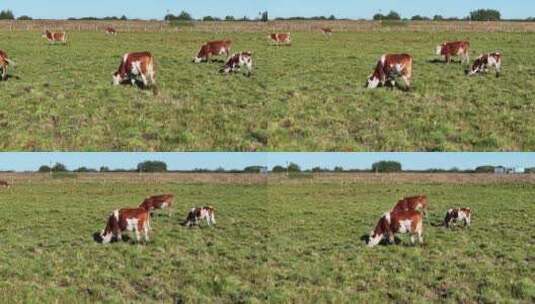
[367,210,424,247]
[466,52,502,78]
[0,50,15,81]
[99,208,150,244]
[112,52,156,88]
[181,206,216,227]
[366,53,413,90]
[444,208,472,228]
[220,52,253,76]
[392,195,428,216]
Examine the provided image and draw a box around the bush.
[0,10,15,20]
[38,165,51,173]
[475,165,495,173]
[372,161,402,173]
[469,9,501,21]
[137,161,167,173]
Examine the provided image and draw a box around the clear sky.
[2,0,533,20]
[0,153,533,172]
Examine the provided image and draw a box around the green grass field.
[1,31,534,151]
[0,176,534,302]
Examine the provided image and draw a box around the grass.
[1,31,535,151]
[0,176,533,302]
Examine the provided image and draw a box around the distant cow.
[139,194,174,217]
[368,210,424,247]
[466,52,502,77]
[112,52,156,88]
[436,40,470,64]
[0,180,10,188]
[105,27,117,35]
[444,208,472,228]
[42,30,67,43]
[320,28,333,37]
[366,53,413,90]
[193,40,232,63]
[392,195,428,215]
[269,33,291,45]
[99,208,150,244]
[220,51,253,76]
[0,50,15,81]
[182,206,216,227]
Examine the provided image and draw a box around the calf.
[320,28,333,37]
[436,40,470,64]
[139,194,174,217]
[392,195,428,215]
[182,206,216,227]
[366,53,413,90]
[466,52,502,77]
[0,50,15,81]
[193,40,232,63]
[220,52,253,76]
[42,30,67,43]
[0,180,10,188]
[112,52,156,88]
[368,210,424,247]
[105,27,117,35]
[269,33,291,45]
[444,208,472,228]
[99,208,150,244]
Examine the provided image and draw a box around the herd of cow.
[0,28,502,90]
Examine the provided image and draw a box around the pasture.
[0,174,534,302]
[1,30,535,151]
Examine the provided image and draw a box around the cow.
[320,28,333,37]
[0,50,15,81]
[0,180,10,188]
[99,208,150,244]
[193,40,232,63]
[366,53,413,90]
[269,33,291,45]
[105,27,117,35]
[435,40,470,64]
[42,30,67,44]
[181,206,216,227]
[220,51,253,76]
[444,208,472,228]
[112,52,156,88]
[139,194,174,218]
[368,210,424,247]
[392,195,428,216]
[466,52,502,77]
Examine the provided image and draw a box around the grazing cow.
[467,52,502,77]
[444,208,472,228]
[220,51,253,76]
[320,28,333,37]
[435,40,470,64]
[366,53,413,90]
[42,30,67,43]
[368,210,424,247]
[193,40,232,63]
[0,180,9,188]
[269,33,291,45]
[99,208,150,244]
[0,50,15,81]
[139,194,174,217]
[112,52,156,88]
[392,195,428,215]
[182,206,216,227]
[105,27,117,35]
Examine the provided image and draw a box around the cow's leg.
[417,231,424,244]
[141,74,148,88]
[446,55,451,64]
[143,224,150,242]
[134,227,141,242]
[410,234,416,245]
[495,62,501,77]
[211,214,216,225]
[117,232,123,242]
[401,75,411,90]
[1,66,6,81]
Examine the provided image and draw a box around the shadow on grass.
[359,233,402,246]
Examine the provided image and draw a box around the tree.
[328,15,336,20]
[433,15,444,21]
[17,15,32,20]
[120,15,127,20]
[386,11,401,20]
[202,16,216,21]
[137,160,167,173]
[475,165,495,173]
[272,165,286,173]
[312,167,323,173]
[244,166,264,173]
[51,163,68,172]
[0,10,15,20]
[287,163,301,173]
[74,167,97,173]
[99,166,110,172]
[373,13,385,21]
[334,166,344,172]
[260,11,268,22]
[165,11,193,21]
[469,9,501,21]
[225,15,235,21]
[372,161,402,173]
[38,165,51,173]
[411,15,429,21]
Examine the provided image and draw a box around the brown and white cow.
[392,195,428,215]
[0,50,15,81]
[444,208,472,228]
[366,53,413,90]
[42,30,67,43]
[139,194,174,217]
[269,33,291,45]
[320,28,333,37]
[182,206,216,227]
[112,52,156,88]
[99,208,150,244]
[105,27,117,35]
[368,210,424,247]
[193,40,232,63]
[467,52,502,77]
[435,40,470,64]
[220,51,253,76]
[0,180,10,188]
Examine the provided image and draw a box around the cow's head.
[368,213,390,247]
[192,56,203,63]
[435,44,444,55]
[366,75,381,89]
[99,210,119,244]
[111,72,124,85]
[240,52,254,75]
[42,30,50,38]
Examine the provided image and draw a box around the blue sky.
[2,0,533,20]
[0,153,533,171]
